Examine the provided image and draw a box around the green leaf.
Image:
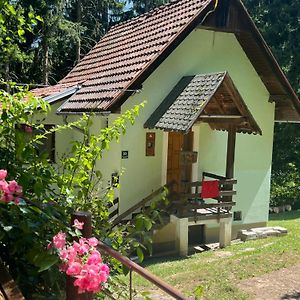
[144,218,152,231]
[136,247,144,262]
[18,28,25,37]
[33,252,58,272]
[7,4,16,15]
[35,15,43,22]
[135,217,144,231]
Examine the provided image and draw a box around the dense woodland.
[1,0,300,207]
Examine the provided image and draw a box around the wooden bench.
[0,260,25,300]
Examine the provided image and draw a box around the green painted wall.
[45,29,275,232]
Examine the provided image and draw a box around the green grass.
[129,211,300,299]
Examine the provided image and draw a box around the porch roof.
[144,71,262,135]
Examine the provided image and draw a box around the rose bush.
[49,220,109,294]
[0,169,22,204]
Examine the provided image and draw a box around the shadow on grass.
[269,210,300,221]
[141,255,188,268]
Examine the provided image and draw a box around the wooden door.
[167,131,193,193]
[167,132,183,193]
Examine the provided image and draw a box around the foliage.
[55,101,168,261]
[0,0,41,82]
[0,85,168,298]
[0,86,84,298]
[271,166,300,208]
[0,200,66,299]
[0,0,171,84]
[270,123,300,207]
[129,0,169,15]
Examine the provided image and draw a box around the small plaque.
[146,132,155,156]
[121,150,128,159]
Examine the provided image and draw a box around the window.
[20,124,55,163]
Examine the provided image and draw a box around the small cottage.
[33,0,300,255]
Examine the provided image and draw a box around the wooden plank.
[221,179,237,185]
[188,213,232,222]
[182,190,236,199]
[0,261,24,300]
[184,179,237,187]
[220,190,237,196]
[198,115,245,124]
[191,202,235,208]
[203,172,226,180]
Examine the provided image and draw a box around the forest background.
[1,0,299,208]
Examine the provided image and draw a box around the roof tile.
[32,0,212,112]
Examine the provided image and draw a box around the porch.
[168,171,237,255]
[143,71,261,255]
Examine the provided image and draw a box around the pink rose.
[77,238,89,255]
[8,180,18,193]
[67,246,77,263]
[0,180,9,193]
[73,219,84,230]
[59,249,69,261]
[88,237,99,247]
[52,232,66,249]
[0,170,7,180]
[101,264,110,276]
[87,250,102,265]
[66,262,82,276]
[99,270,108,282]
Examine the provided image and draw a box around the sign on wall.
[121,150,128,159]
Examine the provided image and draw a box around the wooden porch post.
[219,125,236,248]
[225,125,236,180]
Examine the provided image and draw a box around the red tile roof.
[32,0,213,112]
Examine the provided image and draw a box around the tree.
[0,1,40,86]
[129,0,169,14]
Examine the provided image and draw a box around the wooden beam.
[226,125,236,179]
[197,25,248,35]
[198,115,246,124]
[212,96,226,114]
[269,94,290,103]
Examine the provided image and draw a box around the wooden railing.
[111,185,168,227]
[177,172,237,217]
[0,260,25,300]
[69,212,191,300]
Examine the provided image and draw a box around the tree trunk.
[4,61,11,93]
[76,0,82,64]
[42,37,49,85]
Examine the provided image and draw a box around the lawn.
[130,211,300,299]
